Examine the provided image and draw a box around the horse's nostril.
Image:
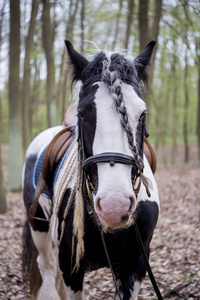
[121,214,129,223]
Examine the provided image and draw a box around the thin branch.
[163,280,192,298]
[44,0,63,5]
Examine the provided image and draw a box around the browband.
[82,152,136,168]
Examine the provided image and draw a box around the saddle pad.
[33,130,76,192]
[33,146,48,192]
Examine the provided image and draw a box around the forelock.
[81,51,141,88]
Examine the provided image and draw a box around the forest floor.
[0,144,200,300]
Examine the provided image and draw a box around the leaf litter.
[0,151,199,299]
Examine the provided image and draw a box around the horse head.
[65,40,156,232]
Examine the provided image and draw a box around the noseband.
[78,113,147,199]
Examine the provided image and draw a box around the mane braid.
[102,60,143,172]
[102,55,151,195]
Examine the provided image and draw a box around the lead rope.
[100,228,123,300]
[100,224,163,300]
[135,222,163,300]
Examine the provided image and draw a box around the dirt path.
[0,160,199,299]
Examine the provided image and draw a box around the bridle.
[77,106,148,200]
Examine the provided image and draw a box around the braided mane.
[81,51,150,194]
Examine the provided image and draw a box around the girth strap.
[29,173,48,222]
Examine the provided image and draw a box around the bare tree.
[22,0,39,153]
[42,1,57,127]
[80,0,85,54]
[183,45,189,162]
[8,0,23,191]
[0,0,6,212]
[112,0,124,50]
[124,0,134,49]
[57,0,79,124]
[139,0,149,52]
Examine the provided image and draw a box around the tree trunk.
[0,0,7,212]
[42,2,57,127]
[139,0,149,52]
[171,42,178,165]
[151,0,162,67]
[57,0,79,124]
[112,0,123,50]
[80,0,85,54]
[183,43,189,163]
[0,87,6,213]
[8,0,23,191]
[124,0,134,49]
[197,42,200,165]
[22,0,39,153]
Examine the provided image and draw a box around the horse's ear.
[134,40,156,82]
[65,40,89,82]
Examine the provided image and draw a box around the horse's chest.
[83,225,138,271]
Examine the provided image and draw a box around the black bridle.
[78,113,147,191]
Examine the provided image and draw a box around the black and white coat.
[22,40,160,300]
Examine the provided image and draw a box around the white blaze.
[92,81,146,229]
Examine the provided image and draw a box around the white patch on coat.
[30,229,60,300]
[26,126,64,157]
[65,286,85,300]
[130,281,141,300]
[115,280,141,300]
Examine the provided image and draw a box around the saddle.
[42,126,76,188]
[144,138,156,174]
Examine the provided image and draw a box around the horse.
[22,39,160,300]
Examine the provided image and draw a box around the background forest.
[0,0,200,202]
[0,1,200,298]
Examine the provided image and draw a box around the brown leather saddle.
[42,126,76,188]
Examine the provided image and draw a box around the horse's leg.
[58,240,85,300]
[114,276,142,300]
[114,200,159,300]
[30,227,61,300]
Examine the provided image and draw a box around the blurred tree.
[124,0,134,49]
[112,0,123,50]
[139,0,149,52]
[8,0,23,191]
[80,0,85,54]
[171,37,178,165]
[183,45,189,162]
[0,0,7,212]
[22,0,39,153]
[197,39,200,165]
[57,0,79,124]
[42,1,57,127]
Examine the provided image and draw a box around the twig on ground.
[163,280,192,298]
